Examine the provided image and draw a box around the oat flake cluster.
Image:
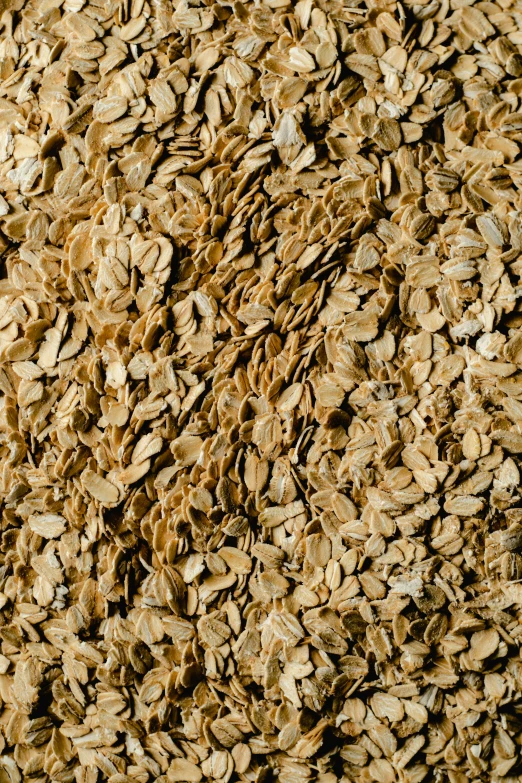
[4,0,522,781]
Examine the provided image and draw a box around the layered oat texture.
[1,0,522,781]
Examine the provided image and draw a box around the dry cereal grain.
[2,0,522,781]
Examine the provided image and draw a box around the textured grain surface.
[2,0,522,782]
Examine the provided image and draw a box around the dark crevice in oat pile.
[2,0,522,781]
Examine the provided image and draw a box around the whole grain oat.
[1,0,522,782]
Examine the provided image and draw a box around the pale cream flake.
[82,470,120,505]
[28,514,67,539]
